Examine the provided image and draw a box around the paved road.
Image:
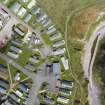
[83,21,105,105]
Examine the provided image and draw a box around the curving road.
[83,21,105,105]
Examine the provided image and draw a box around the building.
[42,18,52,28]
[12,39,23,47]
[29,55,40,64]
[53,62,61,75]
[18,83,29,93]
[7,51,19,59]
[14,72,20,81]
[11,2,21,13]
[58,87,72,96]
[47,25,56,35]
[36,10,47,22]
[61,57,69,70]
[0,79,9,89]
[31,6,41,15]
[13,23,28,36]
[27,0,36,9]
[58,79,74,89]
[53,48,66,56]
[9,93,21,104]
[10,46,22,54]
[15,90,23,98]
[52,40,65,48]
[57,96,69,104]
[49,32,62,41]
[18,7,27,18]
[24,13,32,23]
[22,0,29,3]
[0,8,10,19]
[0,86,7,94]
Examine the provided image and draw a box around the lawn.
[10,65,27,82]
[38,0,105,36]
[17,44,32,66]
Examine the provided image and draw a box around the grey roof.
[10,46,22,54]
[24,13,32,22]
[9,93,20,103]
[0,79,9,89]
[12,40,23,46]
[53,63,61,75]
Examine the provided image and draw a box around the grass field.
[39,0,104,37]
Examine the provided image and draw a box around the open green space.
[10,65,27,82]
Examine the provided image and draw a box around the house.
[18,7,27,18]
[10,46,22,54]
[53,62,61,75]
[31,6,41,15]
[22,0,29,3]
[44,95,55,105]
[0,8,10,19]
[29,55,40,64]
[0,78,9,89]
[3,0,9,5]
[2,100,13,105]
[13,23,28,36]
[61,57,69,70]
[9,93,21,104]
[49,32,62,41]
[14,72,20,81]
[18,83,29,93]
[58,79,74,89]
[42,18,52,28]
[12,39,23,47]
[0,86,7,94]
[36,10,47,22]
[8,97,19,105]
[27,0,37,9]
[47,25,56,35]
[52,40,65,48]
[58,87,72,96]
[7,51,19,59]
[15,90,23,98]
[57,96,69,104]
[34,38,42,45]
[25,63,35,71]
[53,48,66,56]
[11,2,21,13]
[24,13,32,23]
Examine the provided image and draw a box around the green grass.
[10,65,27,82]
[17,44,32,66]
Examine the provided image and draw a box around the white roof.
[18,7,27,18]
[61,57,69,70]
[22,0,29,3]
[57,97,69,104]
[53,40,65,48]
[7,51,19,59]
[27,0,36,9]
[53,48,66,56]
[15,90,23,97]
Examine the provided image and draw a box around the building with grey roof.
[53,40,65,48]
